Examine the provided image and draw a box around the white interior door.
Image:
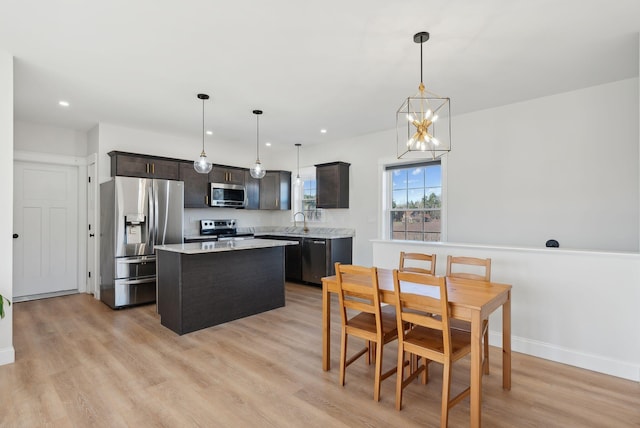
[13,161,79,299]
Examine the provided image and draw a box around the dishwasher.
[302,238,328,284]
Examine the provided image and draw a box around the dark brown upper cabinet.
[315,162,350,208]
[209,166,245,185]
[179,161,210,208]
[259,171,291,210]
[109,151,180,180]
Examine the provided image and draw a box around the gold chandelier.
[397,32,451,160]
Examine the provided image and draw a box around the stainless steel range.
[198,219,254,241]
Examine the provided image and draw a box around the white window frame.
[292,166,324,222]
[380,157,447,242]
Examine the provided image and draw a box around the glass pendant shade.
[250,160,266,179]
[250,109,266,179]
[396,31,451,160]
[194,151,212,174]
[194,93,212,174]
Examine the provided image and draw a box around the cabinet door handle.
[151,163,155,174]
[205,195,209,205]
[146,163,150,174]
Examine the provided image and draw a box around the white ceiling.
[1,0,639,152]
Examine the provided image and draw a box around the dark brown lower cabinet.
[156,246,285,335]
[257,236,352,285]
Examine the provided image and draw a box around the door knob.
[12,233,18,239]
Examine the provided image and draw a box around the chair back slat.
[446,255,491,282]
[393,270,452,355]
[335,263,381,331]
[401,311,443,331]
[399,252,436,275]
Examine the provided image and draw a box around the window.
[292,166,323,222]
[303,179,317,212]
[387,161,441,241]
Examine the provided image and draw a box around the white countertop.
[254,231,354,239]
[155,238,299,255]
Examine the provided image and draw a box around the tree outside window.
[389,162,441,241]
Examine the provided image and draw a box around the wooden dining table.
[321,268,512,428]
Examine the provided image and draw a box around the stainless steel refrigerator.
[100,176,183,308]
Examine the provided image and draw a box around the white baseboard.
[489,331,639,382]
[0,346,15,366]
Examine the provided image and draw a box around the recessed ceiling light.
[320,129,327,134]
[58,100,69,107]
[206,130,213,135]
[265,142,272,147]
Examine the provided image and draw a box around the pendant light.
[249,109,266,179]
[194,93,213,174]
[295,143,302,185]
[396,31,451,160]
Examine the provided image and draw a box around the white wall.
[372,240,640,381]
[16,78,640,270]
[87,125,99,157]
[448,78,639,251]
[266,78,640,264]
[0,51,14,365]
[14,120,88,157]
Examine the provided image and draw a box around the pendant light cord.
[420,39,423,85]
[256,114,260,160]
[201,98,205,152]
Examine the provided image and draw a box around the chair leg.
[441,362,452,428]
[373,340,383,401]
[483,324,490,375]
[422,358,429,385]
[339,329,347,386]
[395,348,405,411]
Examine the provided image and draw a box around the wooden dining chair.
[392,270,471,427]
[446,255,492,374]
[399,251,436,275]
[335,262,398,401]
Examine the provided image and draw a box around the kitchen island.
[155,239,297,335]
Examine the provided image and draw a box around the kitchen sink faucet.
[293,211,309,232]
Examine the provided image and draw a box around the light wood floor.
[1,283,638,427]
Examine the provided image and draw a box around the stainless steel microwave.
[210,183,246,208]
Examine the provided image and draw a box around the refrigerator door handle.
[148,182,155,251]
[153,181,161,245]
